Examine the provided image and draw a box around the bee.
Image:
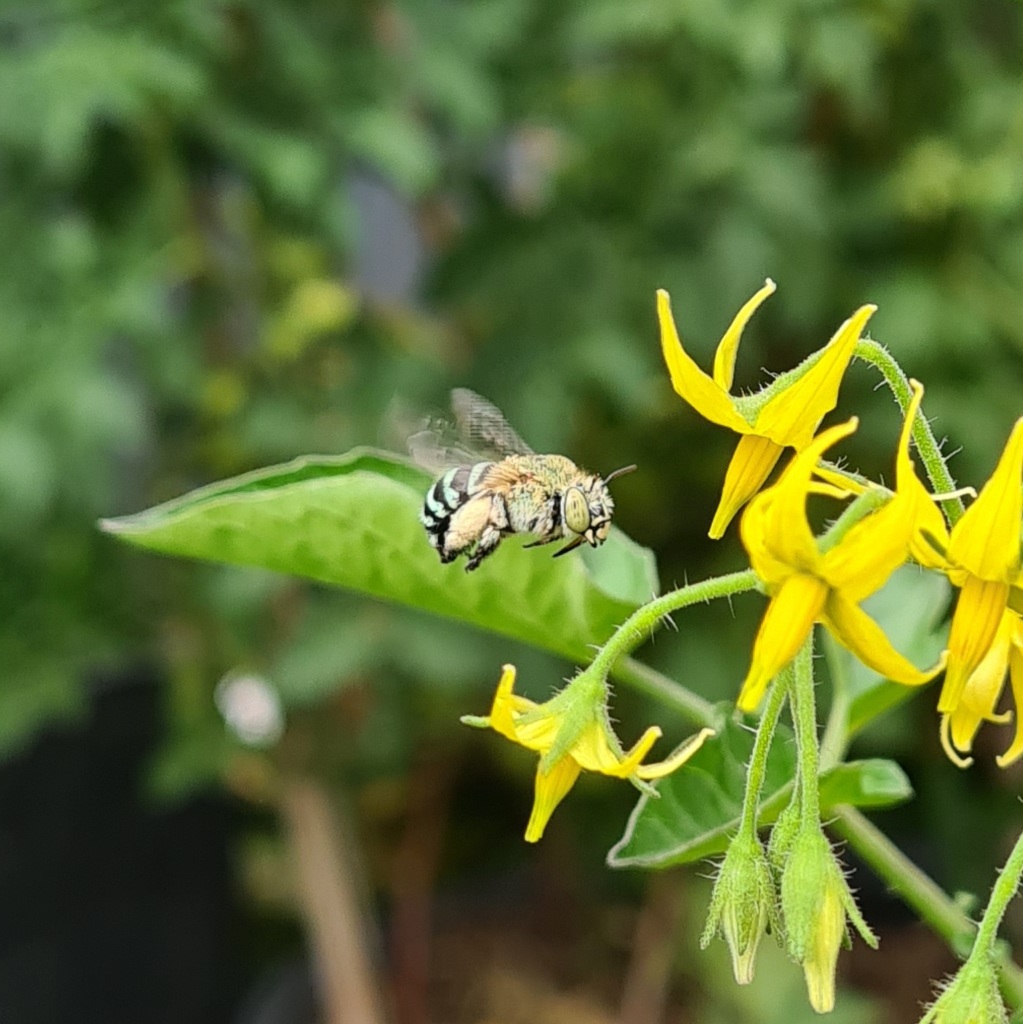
[410,389,636,572]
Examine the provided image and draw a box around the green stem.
[789,635,821,825]
[737,667,789,839]
[819,632,851,770]
[613,657,718,730]
[833,807,1023,1010]
[854,338,965,525]
[591,569,759,679]
[974,824,1023,954]
[596,569,760,725]
[818,489,889,555]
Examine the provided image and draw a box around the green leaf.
[101,448,658,663]
[606,712,912,869]
[818,758,913,809]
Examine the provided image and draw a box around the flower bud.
[780,826,877,1013]
[702,831,778,984]
[767,796,801,874]
[919,956,1007,1024]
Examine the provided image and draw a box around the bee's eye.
[564,487,591,534]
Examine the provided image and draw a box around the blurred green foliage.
[3,0,1023,948]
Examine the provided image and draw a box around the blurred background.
[2,1,1023,1021]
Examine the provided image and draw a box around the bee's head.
[558,464,637,554]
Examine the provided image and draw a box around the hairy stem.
[819,632,851,770]
[789,635,821,825]
[599,569,760,726]
[974,824,1023,955]
[854,338,965,525]
[737,667,789,839]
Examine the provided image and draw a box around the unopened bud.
[919,956,1007,1024]
[780,826,877,1013]
[702,831,778,984]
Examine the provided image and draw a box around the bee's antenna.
[603,464,638,484]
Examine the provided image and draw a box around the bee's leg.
[465,496,510,572]
[440,494,495,564]
[521,535,561,549]
[520,498,560,549]
[465,527,504,571]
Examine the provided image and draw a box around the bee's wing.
[451,388,534,457]
[406,423,477,474]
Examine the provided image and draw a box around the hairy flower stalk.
[703,673,788,983]
[781,638,876,1014]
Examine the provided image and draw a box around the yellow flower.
[940,608,1023,769]
[937,418,1023,719]
[463,665,714,842]
[658,281,875,538]
[737,387,945,711]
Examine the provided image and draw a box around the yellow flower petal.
[768,419,859,571]
[635,726,716,779]
[488,664,525,739]
[820,493,914,601]
[940,577,1010,713]
[709,434,785,539]
[939,715,974,769]
[754,305,875,450]
[997,641,1023,767]
[712,278,777,390]
[895,380,951,570]
[943,612,1015,761]
[524,754,582,843]
[738,574,828,711]
[570,721,715,780]
[570,720,658,775]
[803,883,846,1014]
[657,290,751,432]
[488,665,562,750]
[823,592,944,686]
[946,417,1023,581]
[813,464,868,496]
[740,489,792,587]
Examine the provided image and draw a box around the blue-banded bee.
[410,389,635,572]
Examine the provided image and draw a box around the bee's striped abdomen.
[420,462,494,550]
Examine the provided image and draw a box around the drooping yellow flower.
[737,390,945,711]
[940,608,1023,769]
[937,418,1023,719]
[658,281,875,538]
[463,665,714,842]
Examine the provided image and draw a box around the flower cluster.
[659,280,1023,766]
